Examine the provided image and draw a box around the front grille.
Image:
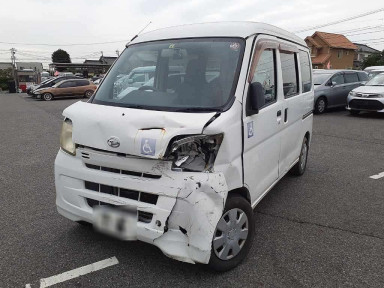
[349,99,384,111]
[85,198,153,223]
[85,181,158,205]
[84,163,161,179]
[356,93,381,98]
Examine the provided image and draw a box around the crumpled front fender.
[154,173,228,264]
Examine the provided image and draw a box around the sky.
[0,0,383,68]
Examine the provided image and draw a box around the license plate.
[93,206,137,240]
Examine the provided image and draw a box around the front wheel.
[208,194,254,272]
[290,136,309,176]
[314,97,327,114]
[42,93,53,101]
[84,90,94,98]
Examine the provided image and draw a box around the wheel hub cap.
[213,208,249,260]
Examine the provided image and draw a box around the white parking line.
[25,256,119,288]
[370,172,384,180]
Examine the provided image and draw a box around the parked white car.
[55,22,314,271]
[347,73,384,114]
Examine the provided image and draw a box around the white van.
[55,22,314,271]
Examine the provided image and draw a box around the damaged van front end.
[55,101,233,264]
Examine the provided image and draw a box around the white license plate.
[93,206,137,240]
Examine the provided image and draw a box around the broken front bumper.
[55,147,228,264]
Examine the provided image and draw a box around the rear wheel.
[290,136,309,176]
[208,194,254,272]
[42,93,53,101]
[314,97,327,114]
[84,90,94,98]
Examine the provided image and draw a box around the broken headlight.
[166,134,223,172]
[60,118,76,156]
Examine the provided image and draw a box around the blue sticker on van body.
[141,138,156,156]
[247,121,254,138]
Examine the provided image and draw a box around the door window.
[59,81,75,88]
[280,52,299,97]
[299,50,312,92]
[344,73,358,83]
[331,74,344,85]
[250,49,276,107]
[76,80,90,86]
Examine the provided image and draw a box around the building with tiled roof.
[305,31,357,69]
[353,43,380,69]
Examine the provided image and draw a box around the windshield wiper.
[174,107,221,112]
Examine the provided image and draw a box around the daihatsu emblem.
[107,137,120,148]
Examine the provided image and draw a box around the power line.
[0,39,130,47]
[294,8,384,33]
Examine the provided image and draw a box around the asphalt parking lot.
[0,93,383,288]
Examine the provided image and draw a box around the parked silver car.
[313,69,368,114]
[347,73,384,115]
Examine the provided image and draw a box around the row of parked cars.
[313,66,384,115]
[27,75,97,101]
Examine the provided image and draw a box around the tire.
[349,110,360,115]
[290,136,309,176]
[84,90,94,98]
[314,97,327,114]
[208,194,255,272]
[42,92,53,101]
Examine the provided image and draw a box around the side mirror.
[246,82,265,116]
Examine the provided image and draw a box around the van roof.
[129,21,306,48]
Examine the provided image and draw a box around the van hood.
[63,101,217,159]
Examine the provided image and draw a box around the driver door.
[56,81,75,97]
[243,38,282,203]
[327,73,345,107]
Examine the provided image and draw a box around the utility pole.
[100,51,104,63]
[115,50,120,57]
[10,48,18,92]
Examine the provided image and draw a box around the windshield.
[92,38,245,112]
[366,73,384,86]
[313,73,332,85]
[368,71,384,80]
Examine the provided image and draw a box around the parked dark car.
[30,75,82,97]
[313,69,368,114]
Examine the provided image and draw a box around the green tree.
[52,49,71,63]
[52,49,71,72]
[362,50,384,69]
[0,68,13,91]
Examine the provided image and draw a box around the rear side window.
[358,72,368,81]
[251,49,276,107]
[280,52,299,97]
[344,73,359,83]
[76,80,89,86]
[299,51,312,92]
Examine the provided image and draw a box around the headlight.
[349,91,357,97]
[165,134,223,172]
[60,118,76,155]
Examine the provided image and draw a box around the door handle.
[277,110,282,124]
[284,108,288,122]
